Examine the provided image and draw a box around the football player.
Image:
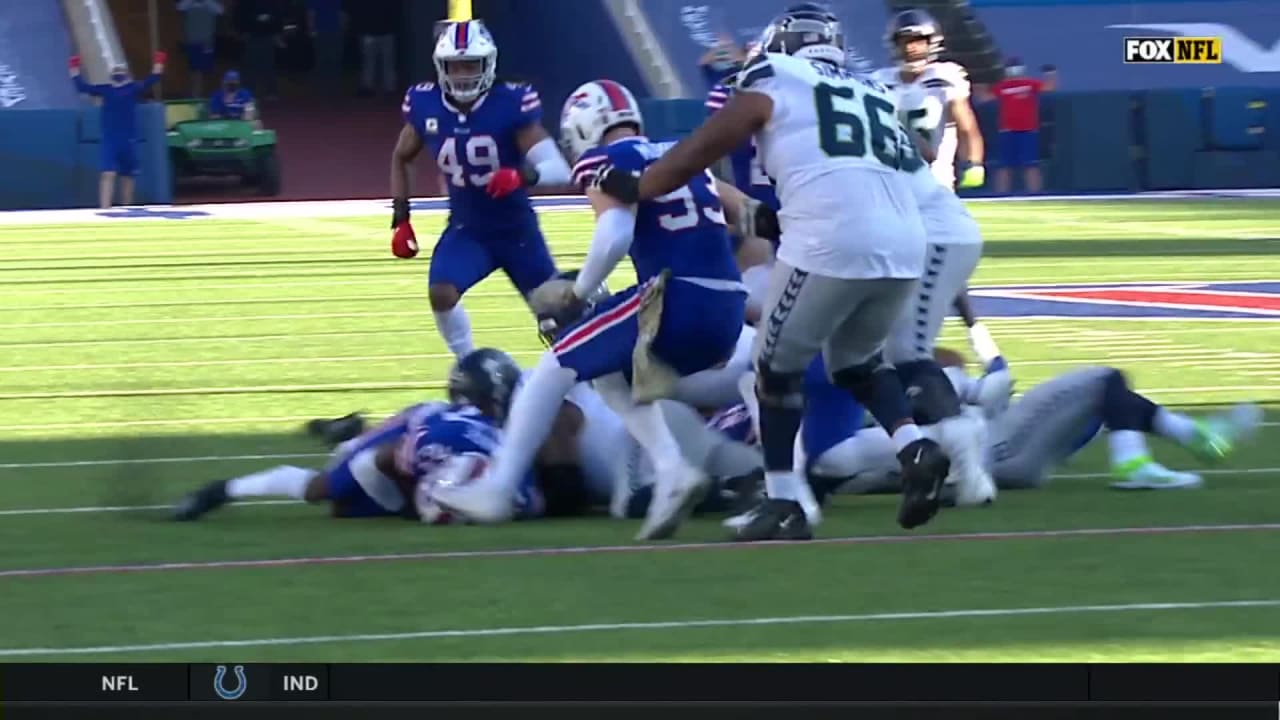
[792,350,1263,495]
[477,78,750,540]
[390,20,572,358]
[593,3,956,534]
[872,9,985,190]
[174,349,545,523]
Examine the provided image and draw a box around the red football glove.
[152,50,167,65]
[485,167,523,199]
[68,56,82,70]
[391,221,418,259]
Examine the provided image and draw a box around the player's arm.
[68,57,105,96]
[951,96,983,168]
[631,90,771,202]
[908,126,938,165]
[389,123,425,258]
[954,289,1006,372]
[514,123,572,187]
[573,186,636,300]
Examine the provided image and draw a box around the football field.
[0,195,1277,662]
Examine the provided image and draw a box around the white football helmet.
[558,79,644,163]
[433,20,498,102]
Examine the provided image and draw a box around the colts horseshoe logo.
[213,665,248,700]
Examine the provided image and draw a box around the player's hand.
[68,56,81,76]
[752,201,780,242]
[593,163,641,204]
[391,221,418,259]
[959,164,986,189]
[485,168,523,199]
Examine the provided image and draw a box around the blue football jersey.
[572,137,740,283]
[705,83,779,210]
[402,80,544,230]
[396,403,544,520]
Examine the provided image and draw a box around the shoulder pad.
[736,53,776,90]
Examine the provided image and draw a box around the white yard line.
[0,598,1275,657]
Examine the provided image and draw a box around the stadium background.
[0,0,1278,209]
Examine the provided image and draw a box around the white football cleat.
[1110,461,1203,490]
[636,464,709,541]
[935,410,997,507]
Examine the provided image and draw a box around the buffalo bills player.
[390,20,572,358]
[471,80,749,540]
[173,349,535,523]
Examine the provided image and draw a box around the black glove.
[391,197,410,229]
[518,164,540,187]
[593,163,641,204]
[753,202,781,242]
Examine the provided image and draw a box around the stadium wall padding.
[0,103,172,210]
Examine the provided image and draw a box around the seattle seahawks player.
[390,19,572,358]
[800,350,1263,495]
[173,349,531,523]
[477,79,748,540]
[872,9,985,190]
[594,3,952,532]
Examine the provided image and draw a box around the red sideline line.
[3,523,1278,579]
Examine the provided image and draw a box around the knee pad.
[755,363,804,409]
[897,360,963,425]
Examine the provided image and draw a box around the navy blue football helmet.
[762,3,845,67]
[887,9,943,71]
[448,348,522,423]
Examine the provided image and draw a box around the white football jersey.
[737,52,924,280]
[897,125,981,247]
[871,61,971,188]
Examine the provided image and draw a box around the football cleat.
[721,467,767,517]
[636,464,709,541]
[173,480,231,521]
[731,498,813,543]
[1186,403,1263,463]
[896,437,950,529]
[1109,460,1203,490]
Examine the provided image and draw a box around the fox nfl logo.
[1124,36,1222,64]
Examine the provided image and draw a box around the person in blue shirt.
[69,52,166,208]
[389,20,572,359]
[209,70,258,124]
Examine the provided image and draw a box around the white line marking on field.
[0,599,1275,657]
[2,524,1279,579]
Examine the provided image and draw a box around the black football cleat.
[732,498,813,542]
[305,412,366,447]
[173,480,231,522]
[896,438,950,530]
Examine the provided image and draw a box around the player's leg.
[884,239,994,506]
[491,222,559,307]
[994,131,1015,194]
[117,141,138,206]
[1020,131,1043,194]
[174,464,317,520]
[427,224,493,358]
[487,287,644,516]
[736,260,861,540]
[671,323,756,410]
[824,276,956,528]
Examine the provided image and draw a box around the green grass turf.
[0,198,1277,661]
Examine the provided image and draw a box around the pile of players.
[175,6,1262,542]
